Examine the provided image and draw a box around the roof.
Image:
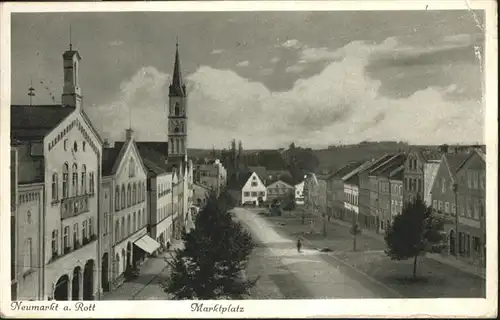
[134,142,169,156]
[389,165,404,181]
[329,160,367,180]
[236,172,254,190]
[102,146,122,176]
[11,105,75,140]
[419,149,442,162]
[444,153,471,175]
[248,166,268,180]
[370,153,407,177]
[266,179,294,189]
[344,174,359,186]
[169,44,186,97]
[120,142,174,176]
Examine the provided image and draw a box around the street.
[234,207,400,299]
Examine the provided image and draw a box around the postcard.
[0,1,497,318]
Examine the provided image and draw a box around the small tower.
[62,32,82,108]
[167,39,188,165]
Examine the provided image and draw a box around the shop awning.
[134,235,161,254]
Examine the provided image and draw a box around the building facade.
[343,175,359,224]
[266,180,294,202]
[389,166,404,220]
[241,172,267,205]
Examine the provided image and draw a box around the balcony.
[61,194,90,219]
[48,234,97,264]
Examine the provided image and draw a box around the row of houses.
[10,43,199,300]
[303,147,486,268]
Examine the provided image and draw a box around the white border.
[1,1,497,319]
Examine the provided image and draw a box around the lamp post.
[452,182,459,259]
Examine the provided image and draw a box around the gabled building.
[389,165,404,219]
[11,44,104,301]
[430,152,471,257]
[101,129,152,290]
[266,179,294,202]
[194,159,227,192]
[403,148,441,204]
[342,160,376,224]
[240,172,267,205]
[359,154,395,231]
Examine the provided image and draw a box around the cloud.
[237,60,250,67]
[109,40,124,47]
[298,47,343,63]
[89,37,483,149]
[270,57,280,63]
[210,49,224,55]
[281,39,302,49]
[258,68,273,76]
[285,65,306,73]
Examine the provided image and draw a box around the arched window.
[174,103,180,116]
[129,158,136,178]
[174,126,180,133]
[121,186,126,209]
[133,183,137,205]
[143,182,146,202]
[115,220,120,242]
[62,163,69,198]
[127,215,131,236]
[133,212,136,232]
[115,186,120,212]
[72,164,78,196]
[89,172,95,194]
[127,184,131,207]
[81,165,87,194]
[51,173,58,201]
[121,217,125,240]
[23,238,33,273]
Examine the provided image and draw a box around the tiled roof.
[361,154,395,174]
[11,105,75,140]
[236,172,254,190]
[389,165,404,181]
[344,174,359,185]
[419,149,442,162]
[371,154,407,177]
[102,146,123,176]
[445,153,473,174]
[248,166,268,181]
[134,142,169,157]
[329,160,366,179]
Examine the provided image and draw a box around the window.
[259,191,265,197]
[22,238,33,274]
[115,186,120,211]
[133,183,137,205]
[473,198,480,219]
[63,226,69,249]
[138,211,142,228]
[467,196,473,218]
[473,236,481,253]
[89,172,95,194]
[127,184,131,207]
[73,141,78,152]
[89,218,93,236]
[444,202,450,213]
[81,165,87,194]
[121,186,126,209]
[73,223,78,247]
[473,171,479,189]
[104,213,108,234]
[115,221,120,242]
[143,209,147,225]
[480,172,485,190]
[129,158,136,178]
[244,192,250,197]
[64,139,68,151]
[121,217,125,240]
[51,230,58,255]
[438,200,443,211]
[251,181,257,187]
[133,212,136,231]
[82,221,88,240]
[51,173,58,201]
[82,141,86,152]
[127,215,131,236]
[62,163,69,198]
[71,163,78,196]
[432,200,437,209]
[251,191,257,197]
[467,171,473,189]
[174,102,180,116]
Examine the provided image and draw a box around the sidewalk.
[317,213,486,280]
[102,240,184,300]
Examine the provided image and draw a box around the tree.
[165,190,257,299]
[384,196,445,280]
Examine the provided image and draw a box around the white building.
[240,172,267,205]
[11,43,104,300]
[294,181,305,205]
[423,160,441,206]
[101,128,154,290]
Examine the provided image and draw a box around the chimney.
[125,128,134,141]
[103,139,111,148]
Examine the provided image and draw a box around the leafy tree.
[384,195,445,279]
[165,190,257,299]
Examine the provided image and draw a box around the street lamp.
[452,182,459,259]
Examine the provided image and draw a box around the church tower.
[62,41,82,109]
[167,41,188,165]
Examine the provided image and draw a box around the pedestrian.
[297,238,302,253]
[166,240,172,251]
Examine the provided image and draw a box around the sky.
[11,10,485,149]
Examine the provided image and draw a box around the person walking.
[297,238,302,253]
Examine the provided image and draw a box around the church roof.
[169,43,186,97]
[11,105,75,141]
[62,49,81,60]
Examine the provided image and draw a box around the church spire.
[169,38,186,97]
